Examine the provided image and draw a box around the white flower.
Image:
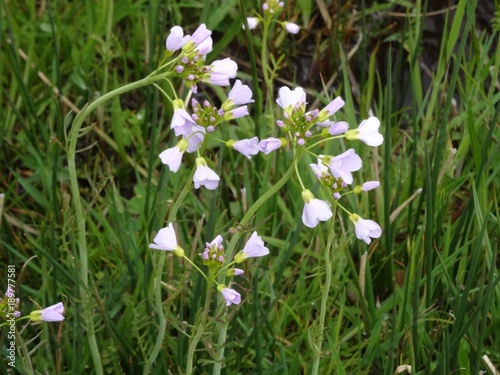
[234,232,270,263]
[284,22,300,34]
[183,125,206,153]
[166,26,189,52]
[309,157,330,179]
[242,17,260,30]
[276,86,306,111]
[354,181,380,193]
[349,214,382,244]
[301,189,333,228]
[205,58,238,86]
[324,149,362,185]
[218,285,241,306]
[229,137,260,159]
[170,99,196,136]
[223,80,254,108]
[183,23,212,54]
[29,302,65,322]
[149,223,185,256]
[193,157,220,190]
[345,116,384,146]
[259,137,285,154]
[159,139,188,172]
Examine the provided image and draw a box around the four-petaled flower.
[217,285,241,306]
[234,232,270,263]
[323,149,362,185]
[228,137,261,159]
[193,157,220,190]
[301,189,333,228]
[149,222,185,257]
[349,214,382,244]
[345,116,384,146]
[159,139,188,172]
[29,302,65,322]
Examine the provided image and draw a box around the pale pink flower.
[354,181,380,193]
[29,302,65,322]
[345,116,383,146]
[183,125,206,153]
[242,17,260,30]
[324,149,362,185]
[259,137,285,154]
[227,268,244,276]
[230,137,260,159]
[234,232,270,263]
[193,157,220,190]
[284,22,300,34]
[170,99,196,136]
[184,23,212,54]
[218,285,241,306]
[166,26,189,52]
[206,58,238,86]
[301,189,333,228]
[149,223,185,256]
[309,157,330,179]
[224,105,249,120]
[349,214,382,244]
[224,80,254,107]
[276,86,306,111]
[159,139,188,172]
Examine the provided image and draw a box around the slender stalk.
[186,277,214,375]
[311,217,335,374]
[147,170,195,371]
[67,72,172,375]
[212,161,296,375]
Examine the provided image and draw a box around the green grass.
[1,0,499,374]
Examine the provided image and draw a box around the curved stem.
[67,72,173,375]
[311,216,335,375]
[212,161,296,375]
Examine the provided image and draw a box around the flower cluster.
[243,1,300,35]
[1,287,64,323]
[150,223,269,306]
[165,24,237,93]
[259,86,383,244]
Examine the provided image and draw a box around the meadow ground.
[1,0,499,374]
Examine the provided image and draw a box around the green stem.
[67,72,173,375]
[147,170,195,372]
[186,277,214,375]
[311,217,335,374]
[212,161,296,375]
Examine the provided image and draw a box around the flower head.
[149,223,185,257]
[193,157,220,190]
[29,302,64,322]
[170,99,196,136]
[227,137,260,159]
[284,22,300,34]
[323,149,362,185]
[276,86,306,112]
[234,232,269,263]
[166,26,189,53]
[345,116,383,146]
[349,214,382,244]
[217,285,241,306]
[200,235,226,268]
[259,137,286,154]
[301,190,333,228]
[204,58,238,86]
[242,17,260,30]
[159,139,188,172]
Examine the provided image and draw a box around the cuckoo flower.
[345,116,384,146]
[283,22,300,34]
[159,139,188,172]
[29,302,65,322]
[234,232,270,263]
[204,58,238,86]
[349,214,382,244]
[193,157,220,190]
[301,189,333,228]
[323,149,362,185]
[166,26,189,53]
[227,137,260,159]
[170,99,196,136]
[259,137,286,154]
[242,17,260,30]
[217,285,241,306]
[149,223,185,257]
